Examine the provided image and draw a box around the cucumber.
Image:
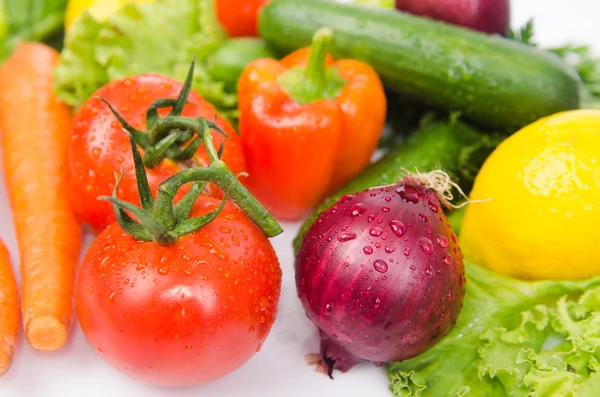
[293,117,501,253]
[259,0,582,133]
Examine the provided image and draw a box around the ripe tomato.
[76,196,282,386]
[215,0,270,37]
[67,74,246,233]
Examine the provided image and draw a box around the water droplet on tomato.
[363,246,373,255]
[108,291,116,301]
[337,232,357,242]
[88,287,94,294]
[158,265,169,275]
[373,260,388,273]
[419,238,434,255]
[350,203,366,216]
[437,236,448,248]
[369,227,383,237]
[185,345,193,350]
[91,147,102,159]
[136,263,146,271]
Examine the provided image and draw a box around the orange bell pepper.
[238,28,386,221]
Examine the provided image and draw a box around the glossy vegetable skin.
[260,0,582,132]
[395,0,510,35]
[76,196,282,386]
[67,74,246,232]
[239,30,386,221]
[294,118,500,252]
[215,0,269,37]
[207,38,277,90]
[0,240,18,375]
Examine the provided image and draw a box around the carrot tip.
[0,350,12,377]
[25,315,69,352]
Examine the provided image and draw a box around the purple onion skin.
[295,178,465,375]
[395,0,510,35]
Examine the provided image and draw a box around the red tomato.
[216,0,270,37]
[76,196,282,386]
[67,74,246,233]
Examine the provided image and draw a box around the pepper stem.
[304,28,333,92]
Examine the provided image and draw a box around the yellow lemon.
[460,110,600,280]
[65,0,154,28]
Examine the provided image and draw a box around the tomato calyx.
[98,114,282,244]
[98,58,216,169]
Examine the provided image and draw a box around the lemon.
[460,110,600,281]
[65,0,154,28]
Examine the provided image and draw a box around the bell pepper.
[238,28,386,221]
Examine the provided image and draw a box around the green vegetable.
[0,0,68,60]
[293,117,501,253]
[54,0,238,119]
[388,262,600,396]
[206,38,277,91]
[259,0,582,133]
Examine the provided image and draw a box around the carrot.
[0,43,81,352]
[0,239,19,376]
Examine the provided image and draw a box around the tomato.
[75,196,282,386]
[215,0,270,37]
[67,74,246,233]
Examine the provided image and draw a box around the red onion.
[295,172,466,376]
[395,0,510,35]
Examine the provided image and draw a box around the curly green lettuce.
[54,0,237,117]
[0,0,68,60]
[388,263,600,397]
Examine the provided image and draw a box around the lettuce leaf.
[0,0,68,60]
[54,0,237,117]
[388,263,600,397]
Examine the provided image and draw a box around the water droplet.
[375,242,381,249]
[389,220,406,237]
[384,196,392,202]
[91,147,102,159]
[369,227,383,237]
[397,188,420,204]
[88,287,94,294]
[452,233,458,243]
[418,214,428,222]
[382,276,387,281]
[444,254,453,265]
[350,203,367,216]
[220,226,231,234]
[382,207,390,213]
[437,236,449,248]
[136,263,146,271]
[97,348,103,354]
[158,265,169,275]
[374,298,381,308]
[373,260,388,273]
[425,266,434,278]
[428,200,440,213]
[363,246,374,255]
[108,291,116,301]
[340,194,356,204]
[325,303,332,315]
[409,264,416,270]
[403,247,411,256]
[343,262,350,268]
[448,289,453,298]
[419,238,434,255]
[363,275,369,280]
[367,215,375,223]
[385,246,395,254]
[185,345,193,350]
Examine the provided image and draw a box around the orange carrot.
[0,239,19,375]
[0,43,81,352]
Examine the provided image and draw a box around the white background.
[2,1,600,396]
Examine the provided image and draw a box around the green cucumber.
[259,0,582,133]
[293,117,501,253]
